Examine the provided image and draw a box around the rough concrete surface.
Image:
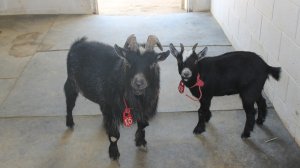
[0,111,299,168]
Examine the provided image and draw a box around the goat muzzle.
[131,73,148,96]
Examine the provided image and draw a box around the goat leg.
[64,78,78,128]
[256,94,267,125]
[193,108,206,134]
[241,105,256,139]
[103,110,121,160]
[193,96,212,134]
[107,128,120,160]
[108,138,120,160]
[135,120,149,148]
[202,97,212,122]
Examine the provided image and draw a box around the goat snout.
[134,79,146,88]
[181,68,192,81]
[131,73,148,95]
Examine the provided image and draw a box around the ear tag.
[123,108,133,127]
[123,99,133,127]
[178,80,185,94]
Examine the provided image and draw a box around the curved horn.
[180,43,184,53]
[124,34,138,51]
[145,35,163,51]
[192,43,198,52]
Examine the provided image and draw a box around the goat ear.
[196,46,208,62]
[169,43,182,62]
[156,50,170,62]
[114,44,127,58]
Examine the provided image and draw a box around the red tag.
[123,107,133,127]
[180,73,205,101]
[178,81,185,93]
[123,98,133,127]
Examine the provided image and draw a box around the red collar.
[190,73,204,88]
[178,73,204,101]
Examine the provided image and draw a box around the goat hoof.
[66,116,75,128]
[204,115,211,123]
[135,138,147,147]
[256,118,265,125]
[193,126,205,134]
[110,159,120,167]
[241,132,250,139]
[138,145,148,152]
[66,122,74,128]
[109,144,120,160]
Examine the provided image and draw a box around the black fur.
[170,43,281,138]
[64,37,169,160]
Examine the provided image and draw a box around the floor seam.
[36,45,233,53]
[0,107,275,119]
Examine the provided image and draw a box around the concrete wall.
[211,0,300,145]
[0,0,97,15]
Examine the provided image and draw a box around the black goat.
[64,35,170,160]
[169,43,281,138]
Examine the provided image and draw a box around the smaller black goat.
[169,43,281,138]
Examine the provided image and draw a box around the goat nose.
[136,80,142,86]
[132,73,147,89]
[135,79,145,87]
[183,71,189,77]
[181,68,192,78]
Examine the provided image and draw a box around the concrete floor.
[0,12,299,167]
[1,111,300,168]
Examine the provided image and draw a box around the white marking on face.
[181,68,192,80]
[110,136,117,142]
[182,50,193,62]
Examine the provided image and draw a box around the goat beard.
[133,89,145,96]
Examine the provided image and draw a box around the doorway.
[97,0,184,15]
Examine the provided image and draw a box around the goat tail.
[68,37,87,58]
[70,36,88,49]
[268,66,281,81]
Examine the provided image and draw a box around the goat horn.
[180,43,184,53]
[124,34,138,51]
[192,43,198,52]
[145,35,163,51]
